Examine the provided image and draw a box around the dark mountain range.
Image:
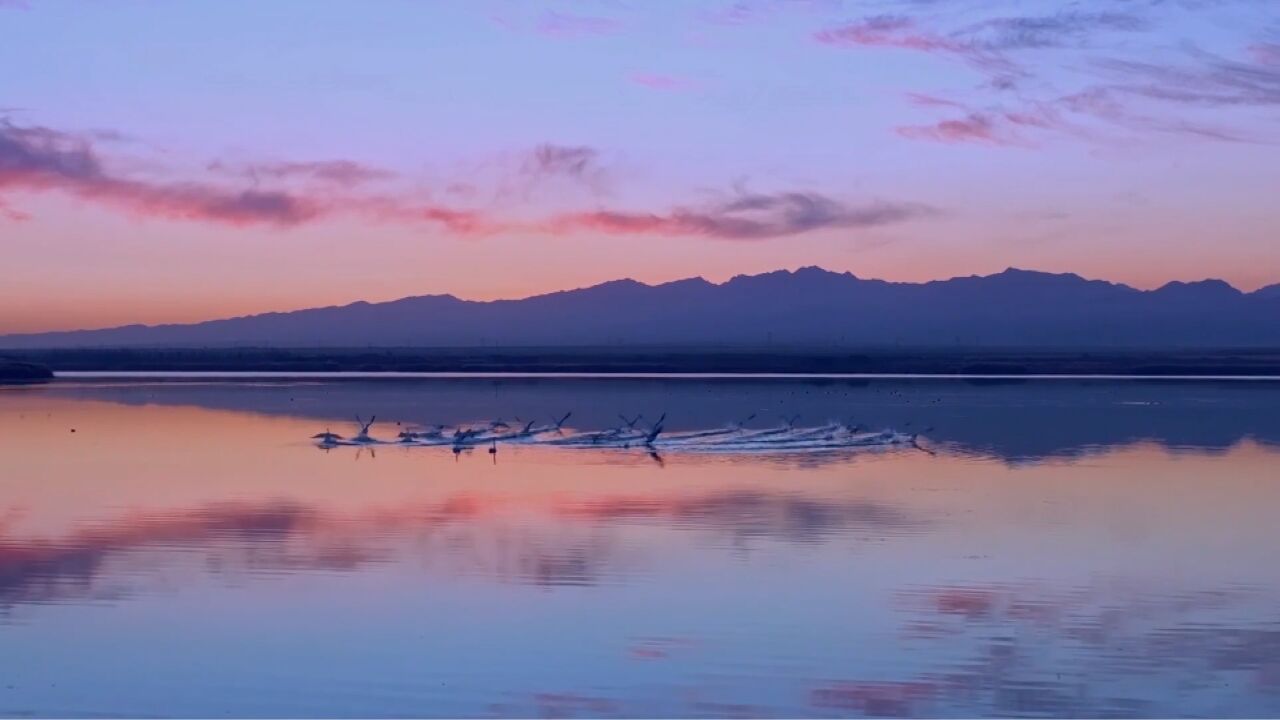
[3,267,1279,349]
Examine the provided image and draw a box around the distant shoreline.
[52,371,1280,381]
[7,347,1280,378]
[0,359,54,384]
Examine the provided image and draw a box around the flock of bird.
[311,412,930,457]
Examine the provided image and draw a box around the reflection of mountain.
[0,491,916,607]
[4,267,1280,348]
[42,378,1280,463]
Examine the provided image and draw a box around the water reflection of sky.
[29,376,1280,462]
[1,382,1278,717]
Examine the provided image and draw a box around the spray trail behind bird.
[313,414,927,456]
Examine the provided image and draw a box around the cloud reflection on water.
[826,581,1280,717]
[0,490,922,607]
[3,383,1280,716]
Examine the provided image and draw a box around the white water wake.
[314,419,925,455]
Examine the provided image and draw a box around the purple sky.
[2,0,1278,332]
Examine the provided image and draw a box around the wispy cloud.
[816,7,1149,51]
[897,114,1007,145]
[523,144,603,183]
[535,10,621,38]
[898,86,1248,147]
[362,199,499,236]
[630,73,699,92]
[0,120,319,226]
[959,11,1149,52]
[1095,46,1280,108]
[820,3,1278,145]
[815,15,969,55]
[541,190,937,240]
[1251,42,1280,66]
[208,159,396,187]
[814,14,1019,80]
[1057,86,1252,142]
[904,92,968,109]
[494,143,613,200]
[1,119,933,240]
[0,197,30,222]
[380,189,935,242]
[0,119,504,231]
[700,0,842,27]
[815,9,1149,78]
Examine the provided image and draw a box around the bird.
[312,428,343,444]
[644,421,664,447]
[351,416,377,444]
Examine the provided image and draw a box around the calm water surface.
[1,378,1278,718]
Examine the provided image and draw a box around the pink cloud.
[814,14,1026,84]
[904,92,968,109]
[540,192,935,240]
[1002,110,1054,128]
[699,0,841,27]
[630,73,698,92]
[535,11,621,38]
[361,199,502,237]
[1,121,490,232]
[0,197,30,222]
[897,99,1074,147]
[814,16,968,55]
[1249,43,1280,66]
[0,121,319,226]
[896,114,1009,145]
[523,143,603,182]
[2,120,933,240]
[209,159,396,187]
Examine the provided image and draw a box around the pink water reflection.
[1,386,1278,717]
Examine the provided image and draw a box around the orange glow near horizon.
[5,2,1280,336]
[5,209,1278,334]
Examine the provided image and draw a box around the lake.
[2,377,1278,717]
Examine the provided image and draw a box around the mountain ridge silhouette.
[4,266,1278,349]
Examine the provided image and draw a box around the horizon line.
[3,264,1278,338]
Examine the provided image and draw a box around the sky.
[1,0,1278,333]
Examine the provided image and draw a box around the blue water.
[1,378,1278,717]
